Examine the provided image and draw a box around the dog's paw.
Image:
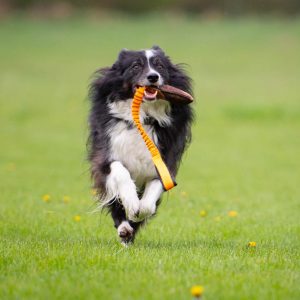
[136,200,156,221]
[117,221,134,244]
[125,199,140,222]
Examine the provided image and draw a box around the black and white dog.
[88,46,193,244]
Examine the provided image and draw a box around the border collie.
[88,46,193,245]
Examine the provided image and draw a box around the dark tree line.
[5,0,300,15]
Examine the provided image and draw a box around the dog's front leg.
[106,161,140,221]
[138,179,164,220]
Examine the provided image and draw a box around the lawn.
[0,16,300,300]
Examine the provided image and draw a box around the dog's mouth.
[144,86,158,101]
[135,85,158,101]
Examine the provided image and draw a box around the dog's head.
[92,46,191,102]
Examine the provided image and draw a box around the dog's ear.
[117,48,129,60]
[152,45,165,54]
[111,49,129,71]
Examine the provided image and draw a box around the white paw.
[117,221,133,238]
[117,221,135,245]
[124,198,140,222]
[137,200,156,221]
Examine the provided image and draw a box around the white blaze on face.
[145,49,162,86]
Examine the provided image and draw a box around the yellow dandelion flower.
[91,189,97,196]
[63,195,71,203]
[248,241,256,247]
[199,210,207,217]
[74,215,81,222]
[228,210,238,217]
[190,285,204,298]
[42,194,51,202]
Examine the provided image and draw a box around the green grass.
[0,16,300,300]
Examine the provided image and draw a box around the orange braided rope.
[131,86,176,191]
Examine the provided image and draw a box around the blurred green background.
[0,2,300,300]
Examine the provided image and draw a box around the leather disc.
[156,85,193,104]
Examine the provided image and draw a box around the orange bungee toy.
[131,85,193,191]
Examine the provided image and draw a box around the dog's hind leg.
[109,200,143,245]
[109,200,133,244]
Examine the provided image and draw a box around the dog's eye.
[157,64,164,70]
[153,58,164,70]
[132,63,142,71]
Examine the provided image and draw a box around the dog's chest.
[108,122,157,186]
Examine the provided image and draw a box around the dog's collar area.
[112,116,156,128]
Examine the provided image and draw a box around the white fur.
[108,120,156,188]
[118,221,133,246]
[105,161,139,221]
[109,98,171,126]
[117,221,133,236]
[145,50,163,86]
[138,179,164,220]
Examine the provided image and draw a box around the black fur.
[88,46,194,243]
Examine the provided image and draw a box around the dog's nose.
[147,73,159,83]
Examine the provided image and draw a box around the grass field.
[0,16,300,299]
